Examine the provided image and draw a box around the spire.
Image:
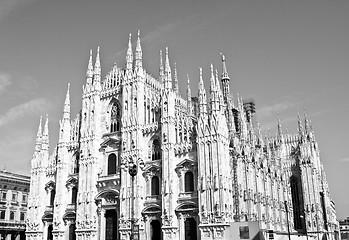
[256,122,263,146]
[220,53,231,104]
[210,63,219,113]
[35,116,42,151]
[126,33,133,70]
[277,117,282,136]
[187,74,192,115]
[63,83,70,121]
[164,47,172,89]
[187,74,192,101]
[43,114,49,137]
[215,68,224,105]
[159,50,164,83]
[174,63,179,93]
[93,47,101,84]
[304,110,310,132]
[221,53,230,80]
[297,110,303,134]
[86,50,94,85]
[277,117,284,143]
[42,115,49,151]
[198,67,207,115]
[135,30,142,69]
[210,63,216,94]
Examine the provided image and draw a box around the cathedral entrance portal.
[150,220,161,240]
[184,218,197,240]
[105,209,118,240]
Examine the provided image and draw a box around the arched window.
[290,176,305,231]
[108,154,117,175]
[184,171,194,192]
[71,187,78,204]
[152,139,161,161]
[151,176,160,196]
[0,211,5,219]
[50,189,55,206]
[20,212,25,221]
[110,102,121,133]
[73,154,79,174]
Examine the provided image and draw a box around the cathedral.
[26,31,339,240]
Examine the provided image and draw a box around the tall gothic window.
[290,176,304,231]
[71,187,78,204]
[110,102,121,133]
[108,154,117,175]
[184,171,194,192]
[320,192,328,230]
[152,139,161,161]
[151,176,160,196]
[73,154,79,174]
[50,189,55,206]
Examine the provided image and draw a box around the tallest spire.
[221,53,230,80]
[220,53,231,104]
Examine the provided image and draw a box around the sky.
[0,0,348,219]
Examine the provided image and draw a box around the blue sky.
[0,0,348,218]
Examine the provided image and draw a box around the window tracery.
[110,102,121,133]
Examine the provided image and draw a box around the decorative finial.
[220,52,225,61]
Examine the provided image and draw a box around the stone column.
[179,214,185,240]
[100,208,106,240]
[43,222,49,240]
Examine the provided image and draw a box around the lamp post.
[121,158,144,240]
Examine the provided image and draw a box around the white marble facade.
[26,32,339,240]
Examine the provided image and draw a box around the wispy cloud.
[257,101,298,119]
[0,71,12,95]
[142,21,181,46]
[0,98,51,127]
[338,157,349,162]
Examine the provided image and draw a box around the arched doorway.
[105,210,118,240]
[184,218,197,240]
[150,220,161,240]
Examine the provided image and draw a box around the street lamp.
[121,158,145,240]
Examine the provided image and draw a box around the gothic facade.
[26,32,339,240]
